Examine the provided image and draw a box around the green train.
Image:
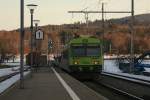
[59,36,103,74]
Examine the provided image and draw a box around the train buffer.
[0,67,107,100]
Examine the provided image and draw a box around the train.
[58,36,103,75]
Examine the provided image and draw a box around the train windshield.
[72,48,85,56]
[72,46,100,57]
[86,47,100,56]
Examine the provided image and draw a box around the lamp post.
[33,20,40,51]
[27,4,38,72]
[33,20,40,65]
[33,20,40,45]
[20,0,25,89]
[33,20,40,30]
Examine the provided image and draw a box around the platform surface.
[0,67,107,100]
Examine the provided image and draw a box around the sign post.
[35,29,44,40]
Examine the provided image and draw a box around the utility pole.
[130,0,135,73]
[102,3,104,35]
[20,0,25,89]
[68,1,134,72]
[84,12,89,35]
[101,3,105,71]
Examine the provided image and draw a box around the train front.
[69,37,103,73]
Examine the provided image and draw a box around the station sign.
[35,29,44,40]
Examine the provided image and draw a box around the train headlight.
[74,61,78,65]
[73,59,79,65]
[93,61,99,65]
[94,61,98,64]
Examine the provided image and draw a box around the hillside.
[106,13,150,24]
[0,13,150,56]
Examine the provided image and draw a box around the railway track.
[83,81,143,100]
[0,72,19,82]
[57,66,150,100]
[0,67,30,83]
[72,71,150,100]
[66,72,144,100]
[97,72,150,100]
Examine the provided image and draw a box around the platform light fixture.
[27,4,38,73]
[33,19,40,23]
[33,19,40,56]
[33,20,40,28]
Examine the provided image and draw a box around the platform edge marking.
[51,67,80,100]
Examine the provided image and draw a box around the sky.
[0,0,150,30]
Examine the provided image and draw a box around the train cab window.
[87,47,100,56]
[72,47,86,56]
[72,46,101,57]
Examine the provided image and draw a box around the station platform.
[0,67,107,100]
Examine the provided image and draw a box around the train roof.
[69,36,101,45]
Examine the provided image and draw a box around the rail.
[98,72,150,100]
[0,67,30,83]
